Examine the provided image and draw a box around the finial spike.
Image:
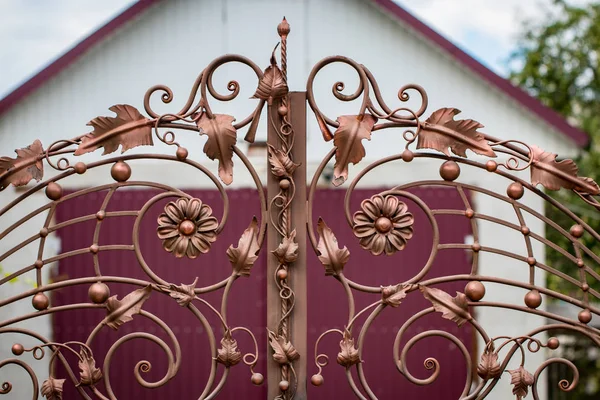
[277,17,290,38]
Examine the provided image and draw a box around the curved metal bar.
[199,54,264,126]
[306,55,371,128]
[0,358,39,400]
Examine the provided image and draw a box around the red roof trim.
[0,0,588,147]
[371,0,589,147]
[0,0,159,117]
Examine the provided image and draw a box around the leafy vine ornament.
[272,229,299,264]
[216,332,243,367]
[164,278,198,307]
[40,376,65,400]
[268,330,300,365]
[193,113,237,185]
[381,284,410,307]
[104,285,152,330]
[75,105,153,156]
[268,145,299,178]
[11,341,104,398]
[507,366,535,399]
[227,217,261,277]
[336,330,361,368]
[2,16,600,400]
[331,114,378,186]
[476,346,503,380]
[0,139,43,190]
[316,218,350,277]
[420,285,472,327]
[417,107,496,157]
[253,45,289,105]
[77,347,102,386]
[529,145,600,194]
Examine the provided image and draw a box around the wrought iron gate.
[1,18,599,399]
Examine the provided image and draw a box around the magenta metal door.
[306,187,474,399]
[52,186,472,399]
[52,189,268,399]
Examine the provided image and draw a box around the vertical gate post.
[267,91,308,399]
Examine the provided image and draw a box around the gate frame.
[1,17,599,400]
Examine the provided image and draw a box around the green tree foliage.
[510,2,600,398]
[510,0,600,296]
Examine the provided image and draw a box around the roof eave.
[370,0,589,148]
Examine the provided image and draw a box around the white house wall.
[0,0,584,398]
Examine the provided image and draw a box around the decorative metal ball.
[277,269,288,280]
[527,257,536,266]
[401,150,414,162]
[279,179,291,190]
[471,243,481,252]
[547,337,560,350]
[111,161,131,182]
[277,17,290,37]
[311,374,324,386]
[521,226,530,235]
[507,182,524,200]
[279,380,290,391]
[577,259,585,268]
[582,283,590,292]
[39,228,48,238]
[34,260,43,269]
[524,290,542,309]
[251,372,264,385]
[278,105,288,116]
[176,147,189,161]
[11,343,24,356]
[374,217,393,233]
[464,209,474,219]
[96,211,105,221]
[178,220,196,236]
[32,293,49,311]
[88,282,110,304]
[465,281,485,301]
[485,160,497,172]
[440,161,460,181]
[73,162,87,174]
[570,224,584,238]
[45,182,63,200]
[89,244,99,254]
[578,309,592,324]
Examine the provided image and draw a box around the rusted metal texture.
[1,17,599,400]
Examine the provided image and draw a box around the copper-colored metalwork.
[304,48,600,399]
[157,197,218,258]
[353,194,414,256]
[1,17,600,400]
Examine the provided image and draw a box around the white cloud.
[396,0,593,74]
[0,0,135,97]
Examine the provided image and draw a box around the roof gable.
[0,0,589,147]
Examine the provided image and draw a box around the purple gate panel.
[53,189,267,399]
[53,187,473,399]
[307,187,474,399]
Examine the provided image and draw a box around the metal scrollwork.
[1,17,600,400]
[0,18,270,398]
[306,49,600,399]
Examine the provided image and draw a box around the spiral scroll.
[0,37,270,398]
[307,54,600,399]
[2,18,600,400]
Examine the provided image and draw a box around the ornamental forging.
[0,18,599,400]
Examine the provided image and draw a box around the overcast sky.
[0,0,592,98]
